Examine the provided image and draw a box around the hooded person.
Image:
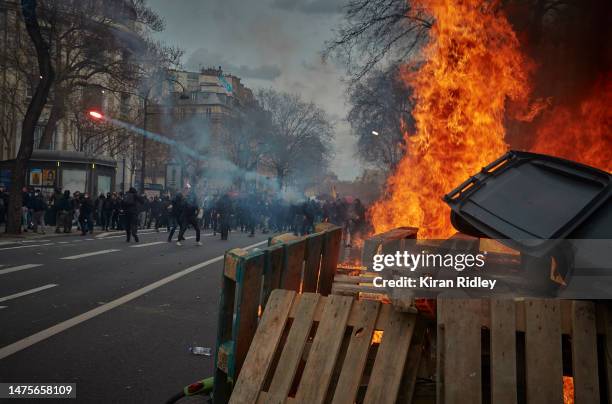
[122,187,144,242]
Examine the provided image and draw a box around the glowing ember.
[369,0,530,238]
[371,330,383,345]
[531,77,612,173]
[563,376,574,404]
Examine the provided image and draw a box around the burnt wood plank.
[331,299,381,404]
[571,300,600,403]
[294,294,353,404]
[282,240,306,292]
[440,299,482,404]
[525,299,563,404]
[303,234,324,293]
[490,299,517,404]
[229,290,296,404]
[262,244,284,307]
[319,228,342,295]
[266,293,320,402]
[364,310,417,404]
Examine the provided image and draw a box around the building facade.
[146,67,256,192]
[0,0,145,196]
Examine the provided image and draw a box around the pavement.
[0,226,272,403]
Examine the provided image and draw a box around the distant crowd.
[0,185,368,244]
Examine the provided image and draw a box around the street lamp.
[372,130,379,136]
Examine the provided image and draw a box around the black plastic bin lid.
[443,151,611,255]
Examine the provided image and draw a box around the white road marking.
[0,284,58,303]
[60,249,120,260]
[85,238,95,241]
[72,240,83,242]
[0,241,16,246]
[0,264,43,276]
[22,239,50,243]
[0,243,54,251]
[58,241,69,244]
[0,239,268,360]
[0,306,6,310]
[96,229,158,239]
[129,241,166,248]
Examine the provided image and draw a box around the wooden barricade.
[229,289,426,404]
[437,299,612,404]
[213,226,343,403]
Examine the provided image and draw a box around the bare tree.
[33,0,168,149]
[324,0,432,83]
[7,0,54,234]
[348,64,414,173]
[257,89,334,190]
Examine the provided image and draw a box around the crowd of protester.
[0,185,368,245]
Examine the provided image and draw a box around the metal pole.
[122,157,126,192]
[140,97,147,193]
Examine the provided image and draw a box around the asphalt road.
[0,227,272,403]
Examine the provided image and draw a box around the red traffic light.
[88,110,104,120]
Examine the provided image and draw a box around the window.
[33,123,56,150]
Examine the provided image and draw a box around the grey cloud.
[271,0,346,14]
[186,48,281,81]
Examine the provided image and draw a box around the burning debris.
[369,0,530,239]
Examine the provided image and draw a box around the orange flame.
[531,77,612,173]
[563,376,574,404]
[369,0,530,238]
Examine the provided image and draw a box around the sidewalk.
[0,224,123,242]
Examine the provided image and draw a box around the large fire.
[369,0,530,238]
[531,77,612,173]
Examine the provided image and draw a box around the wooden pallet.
[437,299,612,404]
[229,289,426,404]
[213,227,343,403]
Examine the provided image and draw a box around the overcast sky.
[147,0,360,180]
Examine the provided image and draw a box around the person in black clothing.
[78,193,95,235]
[0,186,7,228]
[101,192,113,231]
[112,193,122,230]
[177,187,201,246]
[31,190,47,234]
[122,187,144,242]
[167,192,183,242]
[148,196,162,231]
[216,193,232,240]
[55,190,73,233]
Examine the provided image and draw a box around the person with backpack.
[122,187,144,242]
